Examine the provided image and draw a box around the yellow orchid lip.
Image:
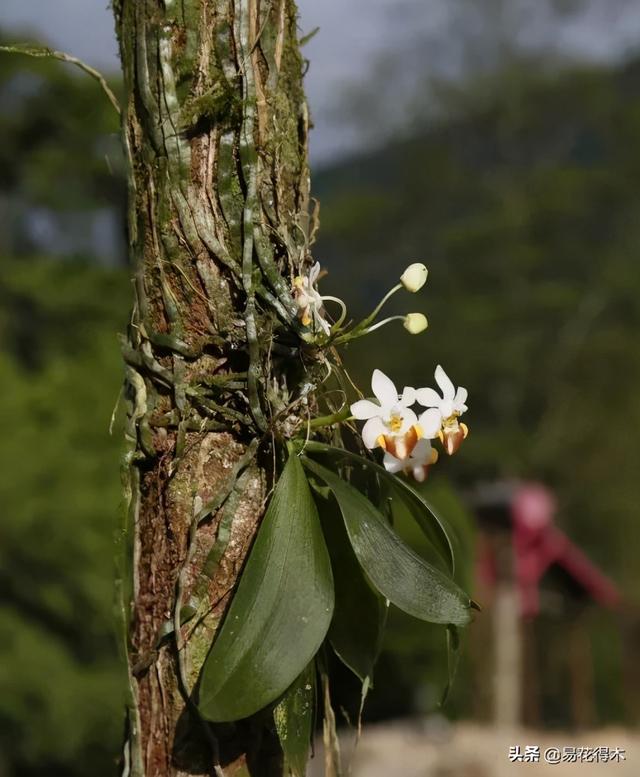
[388,415,403,433]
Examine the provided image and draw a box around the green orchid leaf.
[384,480,451,576]
[302,457,472,627]
[317,493,387,683]
[388,480,455,574]
[301,441,454,573]
[274,661,316,777]
[198,455,334,722]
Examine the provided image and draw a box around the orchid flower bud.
[403,313,428,334]
[400,263,428,293]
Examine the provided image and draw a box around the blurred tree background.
[2,0,640,772]
[0,39,128,776]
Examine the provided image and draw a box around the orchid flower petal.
[383,453,404,474]
[434,365,455,400]
[418,408,442,438]
[412,465,428,483]
[371,369,399,409]
[415,387,441,407]
[350,399,382,420]
[361,417,386,449]
[440,399,455,419]
[398,408,418,435]
[454,386,468,407]
[411,438,432,461]
[401,386,417,406]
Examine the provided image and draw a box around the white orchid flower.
[416,365,469,455]
[293,262,331,334]
[350,369,419,451]
[416,364,468,419]
[384,438,438,483]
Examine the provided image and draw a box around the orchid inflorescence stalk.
[292,261,429,343]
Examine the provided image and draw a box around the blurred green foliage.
[0,258,129,776]
[317,58,640,595]
[315,58,640,728]
[2,23,640,777]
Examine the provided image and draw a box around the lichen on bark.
[112,1,322,774]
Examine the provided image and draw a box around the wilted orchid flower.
[384,438,438,483]
[293,262,331,335]
[416,365,469,455]
[350,369,419,452]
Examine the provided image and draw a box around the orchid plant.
[198,259,476,769]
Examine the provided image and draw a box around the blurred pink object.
[512,483,620,617]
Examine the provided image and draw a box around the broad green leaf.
[301,441,454,573]
[302,458,471,627]
[388,481,454,574]
[199,455,334,722]
[317,493,387,683]
[385,482,451,576]
[274,661,316,777]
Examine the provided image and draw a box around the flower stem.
[333,315,405,344]
[359,283,402,329]
[362,315,405,334]
[307,406,352,429]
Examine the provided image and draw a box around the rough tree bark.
[112,2,319,774]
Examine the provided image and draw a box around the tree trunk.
[112,2,315,774]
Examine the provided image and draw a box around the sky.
[0,0,403,161]
[2,1,640,163]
